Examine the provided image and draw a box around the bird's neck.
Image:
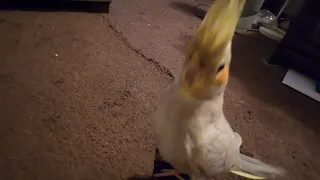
[174,84,226,143]
[175,83,225,114]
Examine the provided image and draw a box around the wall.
[284,0,306,17]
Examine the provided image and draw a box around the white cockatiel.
[153,0,286,179]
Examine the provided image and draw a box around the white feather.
[154,81,285,179]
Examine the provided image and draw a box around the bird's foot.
[153,169,185,180]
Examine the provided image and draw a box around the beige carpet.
[0,0,320,180]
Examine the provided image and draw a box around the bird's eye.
[217,64,225,73]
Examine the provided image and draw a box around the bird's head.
[179,0,245,100]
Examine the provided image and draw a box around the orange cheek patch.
[215,65,229,85]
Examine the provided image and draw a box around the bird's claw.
[153,169,185,180]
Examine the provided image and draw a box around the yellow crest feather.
[194,0,246,62]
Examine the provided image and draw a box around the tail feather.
[230,170,266,179]
[231,154,286,179]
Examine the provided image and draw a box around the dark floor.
[0,0,320,180]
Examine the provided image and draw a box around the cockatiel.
[153,0,286,179]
